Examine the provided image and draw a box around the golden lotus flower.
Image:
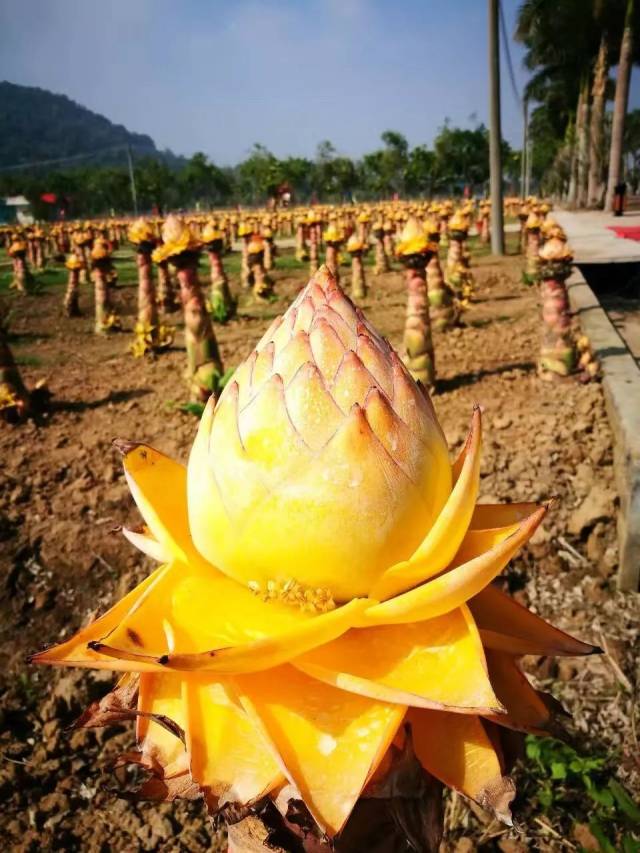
[541,218,566,240]
[128,218,156,246]
[423,216,440,238]
[74,229,93,247]
[152,215,201,264]
[247,234,265,255]
[90,238,111,261]
[202,223,224,243]
[65,254,83,271]
[346,233,365,253]
[539,236,574,263]
[396,217,436,258]
[448,211,470,234]
[323,224,344,244]
[32,268,595,838]
[8,239,27,256]
[525,212,543,231]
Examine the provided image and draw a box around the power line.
[0,143,153,173]
[498,0,521,108]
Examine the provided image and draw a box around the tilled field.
[0,248,637,852]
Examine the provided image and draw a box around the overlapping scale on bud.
[188,266,451,601]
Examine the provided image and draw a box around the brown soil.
[0,250,637,852]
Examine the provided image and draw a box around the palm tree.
[605,0,635,210]
[516,0,596,205]
[516,0,628,208]
[587,33,610,206]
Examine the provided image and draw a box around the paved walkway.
[554,210,640,264]
[558,211,640,588]
[552,210,640,363]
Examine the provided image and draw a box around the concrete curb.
[568,269,640,590]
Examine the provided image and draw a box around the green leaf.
[610,780,640,824]
[539,784,554,809]
[588,783,615,810]
[178,402,206,417]
[588,817,617,853]
[622,834,640,853]
[551,761,567,780]
[525,737,541,760]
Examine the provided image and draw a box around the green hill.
[0,81,162,169]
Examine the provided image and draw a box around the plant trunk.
[576,76,591,209]
[605,0,634,211]
[131,251,164,355]
[0,329,31,420]
[524,230,541,284]
[567,91,583,208]
[427,255,457,330]
[251,261,274,301]
[79,247,90,284]
[446,237,467,296]
[374,237,390,274]
[157,260,179,313]
[309,233,319,276]
[325,244,340,283]
[92,266,117,334]
[350,254,367,301]
[34,240,44,270]
[175,263,224,401]
[296,225,309,262]
[264,240,275,271]
[64,269,81,317]
[11,256,29,294]
[207,251,234,320]
[587,35,609,207]
[241,240,251,289]
[403,265,435,389]
[136,251,159,331]
[539,271,577,378]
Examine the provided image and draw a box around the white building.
[4,195,34,225]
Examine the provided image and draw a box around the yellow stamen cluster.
[248,578,336,613]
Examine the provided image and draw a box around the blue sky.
[1,0,638,165]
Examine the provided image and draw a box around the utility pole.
[126,145,138,216]
[520,97,528,199]
[489,0,505,254]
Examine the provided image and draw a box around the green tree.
[404,145,437,196]
[433,123,491,191]
[235,144,282,204]
[136,158,178,212]
[180,152,231,208]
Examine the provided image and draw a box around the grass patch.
[521,736,640,851]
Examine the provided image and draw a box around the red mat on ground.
[608,225,640,241]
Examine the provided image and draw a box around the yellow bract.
[235,665,405,836]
